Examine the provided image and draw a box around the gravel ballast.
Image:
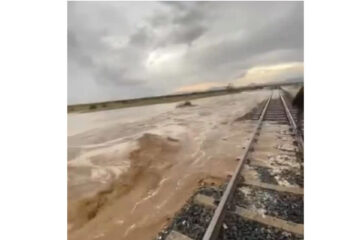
[218,212,303,240]
[234,186,303,224]
[156,185,226,240]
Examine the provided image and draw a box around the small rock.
[167,136,179,142]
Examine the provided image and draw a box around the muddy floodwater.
[67,89,271,240]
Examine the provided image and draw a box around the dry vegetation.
[67,82,302,113]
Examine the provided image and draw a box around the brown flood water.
[67,90,270,240]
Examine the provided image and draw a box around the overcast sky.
[68,1,303,104]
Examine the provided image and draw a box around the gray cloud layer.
[68,1,303,104]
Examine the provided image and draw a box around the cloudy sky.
[68,1,303,104]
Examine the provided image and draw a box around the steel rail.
[280,94,304,152]
[202,93,273,240]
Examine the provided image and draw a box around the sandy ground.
[67,89,271,240]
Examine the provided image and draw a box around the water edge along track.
[158,89,304,240]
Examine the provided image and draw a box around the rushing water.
[68,90,270,240]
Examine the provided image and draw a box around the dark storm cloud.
[148,11,170,27]
[155,24,207,47]
[180,2,303,77]
[172,7,204,25]
[129,27,151,47]
[162,1,188,10]
[68,1,303,104]
[172,24,207,45]
[68,27,145,86]
[96,66,144,86]
[68,30,95,68]
[67,30,78,50]
[151,2,208,47]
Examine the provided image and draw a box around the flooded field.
[67,89,271,240]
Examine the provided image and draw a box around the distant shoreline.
[67,81,303,113]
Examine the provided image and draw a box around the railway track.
[158,89,304,240]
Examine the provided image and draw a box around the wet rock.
[252,166,278,185]
[155,184,226,240]
[167,136,179,142]
[234,186,303,224]
[279,169,304,187]
[170,204,214,239]
[176,101,195,108]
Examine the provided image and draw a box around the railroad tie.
[242,179,304,195]
[234,207,304,235]
[166,231,194,240]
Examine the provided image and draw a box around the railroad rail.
[159,89,304,240]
